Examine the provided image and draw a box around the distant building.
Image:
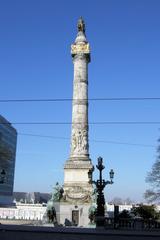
[13,192,51,204]
[0,115,17,207]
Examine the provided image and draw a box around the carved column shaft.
[70,51,90,159]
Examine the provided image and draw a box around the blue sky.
[0,0,160,202]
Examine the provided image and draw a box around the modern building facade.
[0,115,17,207]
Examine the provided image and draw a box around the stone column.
[70,18,90,161]
[70,54,90,160]
[63,18,93,206]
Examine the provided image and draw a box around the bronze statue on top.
[77,17,85,33]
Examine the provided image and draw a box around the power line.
[19,133,155,148]
[91,139,155,148]
[0,98,72,103]
[0,121,160,125]
[0,97,160,103]
[19,133,69,140]
[1,121,160,125]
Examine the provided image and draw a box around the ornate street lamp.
[109,169,114,183]
[89,157,114,227]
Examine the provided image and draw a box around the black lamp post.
[89,157,114,227]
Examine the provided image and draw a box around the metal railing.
[104,217,160,230]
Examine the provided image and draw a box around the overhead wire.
[0,97,159,148]
[19,133,155,148]
[0,97,160,102]
[0,121,160,125]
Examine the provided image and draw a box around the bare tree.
[144,139,160,203]
[109,197,124,205]
[124,198,133,205]
[109,197,134,205]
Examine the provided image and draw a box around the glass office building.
[0,115,17,206]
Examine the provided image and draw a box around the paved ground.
[0,224,160,240]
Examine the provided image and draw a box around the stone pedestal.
[55,202,91,227]
[63,159,93,203]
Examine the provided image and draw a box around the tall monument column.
[60,19,93,226]
[70,17,90,160]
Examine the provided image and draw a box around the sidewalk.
[0,224,160,240]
